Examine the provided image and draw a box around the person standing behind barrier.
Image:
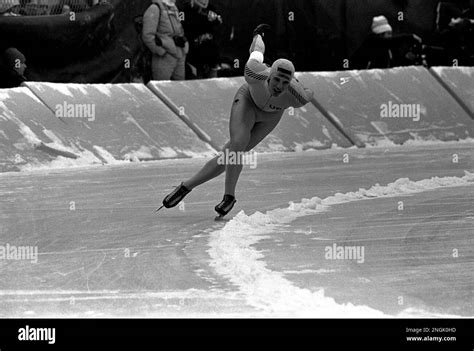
[436,0,470,30]
[142,0,189,81]
[0,0,21,16]
[179,0,223,79]
[49,1,82,15]
[351,15,423,69]
[435,0,474,64]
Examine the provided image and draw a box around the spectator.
[179,0,223,78]
[0,0,21,16]
[60,4,70,14]
[463,0,474,24]
[142,0,188,81]
[0,48,27,88]
[436,0,470,31]
[50,0,91,15]
[20,0,50,16]
[351,15,423,69]
[435,0,473,64]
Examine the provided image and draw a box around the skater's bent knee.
[228,137,250,152]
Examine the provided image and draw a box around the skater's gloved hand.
[252,23,271,38]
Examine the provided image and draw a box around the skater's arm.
[249,34,265,58]
[249,23,270,58]
[245,33,269,84]
[288,78,314,108]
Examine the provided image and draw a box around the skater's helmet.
[270,59,295,81]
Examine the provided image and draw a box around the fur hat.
[371,16,393,34]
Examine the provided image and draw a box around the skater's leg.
[245,114,283,152]
[162,142,229,209]
[183,141,229,189]
[224,98,256,196]
[183,96,278,195]
[214,113,282,216]
[183,93,256,191]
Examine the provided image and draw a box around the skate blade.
[214,215,229,222]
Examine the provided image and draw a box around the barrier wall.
[24,82,215,161]
[0,88,93,172]
[149,78,353,152]
[1,66,472,173]
[299,67,474,146]
[430,67,474,118]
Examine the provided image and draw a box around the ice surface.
[208,171,474,317]
[6,136,472,173]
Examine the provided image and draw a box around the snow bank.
[208,171,474,317]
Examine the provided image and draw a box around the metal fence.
[0,0,101,16]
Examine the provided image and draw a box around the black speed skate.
[156,182,191,212]
[214,194,236,218]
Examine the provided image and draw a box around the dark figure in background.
[0,48,27,88]
[436,0,470,29]
[0,0,21,16]
[351,15,423,69]
[178,0,223,78]
[50,0,101,15]
[435,0,474,65]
